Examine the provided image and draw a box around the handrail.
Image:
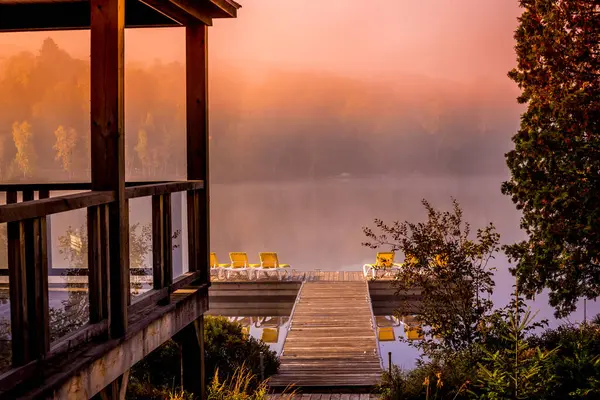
[125,180,204,199]
[0,191,115,224]
[0,180,205,224]
[0,181,170,192]
[365,280,385,370]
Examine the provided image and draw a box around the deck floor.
[211,270,391,283]
[269,281,381,390]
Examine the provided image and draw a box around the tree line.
[0,38,521,184]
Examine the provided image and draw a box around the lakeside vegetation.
[368,1,600,398]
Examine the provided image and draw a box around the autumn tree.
[53,125,78,178]
[363,199,500,360]
[502,0,600,317]
[134,128,150,176]
[11,121,36,178]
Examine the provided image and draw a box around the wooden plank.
[90,0,128,338]
[26,216,50,354]
[0,191,115,224]
[0,0,182,32]
[88,205,110,323]
[186,22,210,285]
[152,195,165,290]
[7,192,28,366]
[173,316,205,398]
[271,281,381,390]
[126,180,204,200]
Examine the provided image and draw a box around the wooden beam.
[173,316,205,398]
[0,191,114,225]
[186,23,210,285]
[0,284,209,399]
[0,181,168,192]
[138,0,200,26]
[169,0,213,25]
[90,0,128,338]
[0,0,181,32]
[209,0,239,18]
[125,180,204,199]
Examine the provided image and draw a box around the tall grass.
[208,365,295,400]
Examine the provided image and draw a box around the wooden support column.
[174,316,205,399]
[92,370,129,400]
[90,0,128,337]
[152,194,172,304]
[186,23,210,284]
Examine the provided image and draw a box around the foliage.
[378,363,471,400]
[129,339,182,394]
[207,366,269,400]
[126,380,195,400]
[204,316,279,388]
[128,316,280,399]
[11,120,36,177]
[53,125,78,176]
[502,0,600,317]
[474,309,558,400]
[528,321,600,399]
[363,198,500,359]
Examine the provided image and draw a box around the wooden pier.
[269,280,382,392]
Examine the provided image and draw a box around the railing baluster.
[7,191,28,366]
[88,205,110,323]
[28,216,50,356]
[7,190,50,365]
[153,194,173,305]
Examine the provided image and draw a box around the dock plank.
[270,281,381,391]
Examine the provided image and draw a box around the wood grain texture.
[90,0,128,338]
[270,281,381,390]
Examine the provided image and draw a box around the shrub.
[378,358,473,400]
[528,322,600,399]
[204,316,279,388]
[127,316,280,398]
[207,365,295,400]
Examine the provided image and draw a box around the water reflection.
[375,314,424,371]
[227,316,290,356]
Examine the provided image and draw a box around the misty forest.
[0,37,521,184]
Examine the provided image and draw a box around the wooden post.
[93,369,129,400]
[186,22,210,285]
[88,205,110,323]
[39,190,53,272]
[152,194,172,304]
[174,316,205,399]
[90,0,128,337]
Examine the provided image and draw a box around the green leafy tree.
[502,0,600,317]
[363,199,500,359]
[475,309,558,400]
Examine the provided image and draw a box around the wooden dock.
[269,281,381,392]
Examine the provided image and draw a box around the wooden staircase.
[270,281,381,392]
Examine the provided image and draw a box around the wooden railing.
[0,180,207,370]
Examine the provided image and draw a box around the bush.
[378,357,473,400]
[528,322,600,399]
[205,316,279,389]
[127,316,280,399]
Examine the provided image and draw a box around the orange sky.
[0,0,521,83]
